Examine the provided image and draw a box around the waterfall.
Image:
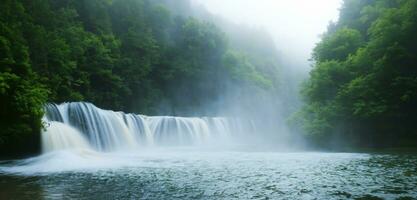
[42,121,91,152]
[42,102,256,153]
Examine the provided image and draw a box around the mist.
[193,0,342,71]
[159,0,340,148]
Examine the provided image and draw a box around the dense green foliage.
[0,1,49,156]
[298,0,417,148]
[0,0,281,156]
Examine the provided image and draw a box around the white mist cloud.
[193,0,342,69]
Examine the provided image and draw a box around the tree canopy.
[298,0,417,149]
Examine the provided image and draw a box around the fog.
[193,0,342,71]
[181,0,343,148]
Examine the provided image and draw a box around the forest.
[0,0,282,156]
[1,0,417,157]
[296,0,417,149]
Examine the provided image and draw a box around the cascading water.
[42,121,91,153]
[42,102,256,153]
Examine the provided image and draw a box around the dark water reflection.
[0,151,416,199]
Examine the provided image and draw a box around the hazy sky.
[193,0,343,69]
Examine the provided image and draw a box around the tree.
[299,0,417,149]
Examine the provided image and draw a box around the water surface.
[1,150,416,199]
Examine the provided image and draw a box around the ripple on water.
[0,151,416,199]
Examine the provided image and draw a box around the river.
[1,149,416,199]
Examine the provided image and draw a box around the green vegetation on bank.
[295,0,417,149]
[0,0,281,157]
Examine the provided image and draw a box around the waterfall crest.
[42,102,255,153]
